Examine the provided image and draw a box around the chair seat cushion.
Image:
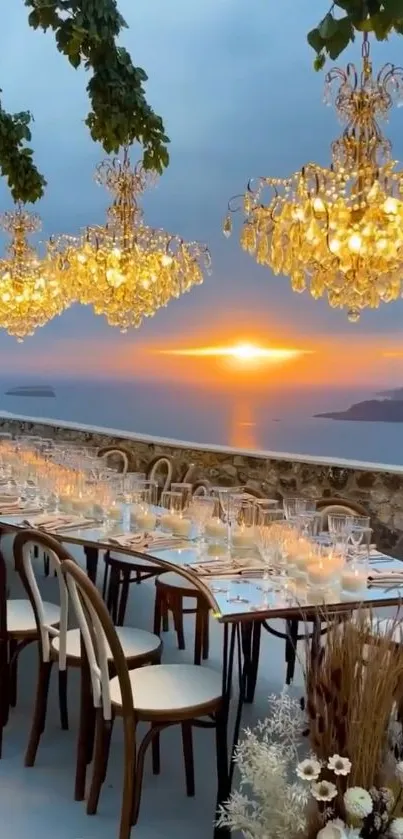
[51,626,161,661]
[109,663,222,715]
[156,572,198,591]
[7,599,60,636]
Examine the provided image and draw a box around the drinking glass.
[349,516,371,548]
[218,490,246,547]
[189,495,216,543]
[171,483,193,512]
[328,513,354,550]
[283,497,307,523]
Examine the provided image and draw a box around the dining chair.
[154,572,210,664]
[13,529,162,786]
[60,557,228,839]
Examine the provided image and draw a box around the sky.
[2,1,403,388]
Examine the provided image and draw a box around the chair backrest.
[97,446,130,475]
[13,530,72,669]
[318,502,371,531]
[60,559,134,721]
[146,456,177,494]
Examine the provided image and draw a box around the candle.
[207,543,228,557]
[59,494,73,513]
[71,497,90,514]
[132,510,156,531]
[307,561,336,587]
[231,527,255,548]
[171,516,192,537]
[341,568,367,593]
[205,518,226,539]
[108,504,122,521]
[160,512,176,531]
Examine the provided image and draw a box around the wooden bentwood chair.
[60,558,228,839]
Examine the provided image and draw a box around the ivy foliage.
[308,0,403,70]
[0,0,169,203]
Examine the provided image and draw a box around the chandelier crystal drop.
[0,206,72,340]
[67,148,211,332]
[224,39,403,322]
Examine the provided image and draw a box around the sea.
[0,377,401,467]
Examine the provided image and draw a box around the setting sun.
[154,342,312,365]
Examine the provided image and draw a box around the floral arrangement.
[218,690,403,839]
[218,608,403,839]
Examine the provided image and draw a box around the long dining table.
[0,512,402,837]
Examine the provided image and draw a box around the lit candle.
[108,504,122,521]
[307,561,336,587]
[231,526,255,548]
[160,512,176,531]
[207,543,228,557]
[71,496,90,514]
[171,516,192,537]
[205,518,226,539]
[59,494,73,513]
[341,568,367,593]
[132,510,157,531]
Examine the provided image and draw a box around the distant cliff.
[5,386,55,398]
[315,398,403,422]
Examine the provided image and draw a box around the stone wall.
[1,414,403,555]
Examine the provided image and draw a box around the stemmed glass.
[218,489,246,550]
[328,513,354,552]
[171,483,193,513]
[189,495,216,546]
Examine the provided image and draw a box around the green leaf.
[313,52,326,71]
[307,27,325,53]
[383,0,403,16]
[371,10,394,39]
[326,17,354,59]
[319,13,339,39]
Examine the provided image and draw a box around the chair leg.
[215,708,229,818]
[8,640,18,708]
[75,660,93,801]
[119,718,136,839]
[151,725,160,775]
[131,725,161,826]
[58,668,69,730]
[101,556,109,601]
[194,607,204,666]
[172,596,185,651]
[153,587,162,636]
[202,609,210,660]
[161,595,169,632]
[181,722,195,797]
[87,710,114,815]
[116,571,130,627]
[24,660,52,767]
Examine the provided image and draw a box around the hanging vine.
[0,0,169,203]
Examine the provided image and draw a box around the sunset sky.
[2,1,403,389]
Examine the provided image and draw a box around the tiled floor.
[0,536,303,839]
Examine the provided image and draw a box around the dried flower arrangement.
[218,608,403,839]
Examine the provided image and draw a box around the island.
[5,386,56,398]
[315,391,403,422]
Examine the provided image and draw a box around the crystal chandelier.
[67,148,211,332]
[224,37,403,322]
[0,205,72,340]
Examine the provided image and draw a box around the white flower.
[328,755,352,776]
[390,819,403,839]
[396,762,403,784]
[317,819,347,839]
[297,758,322,781]
[344,787,373,818]
[312,780,338,802]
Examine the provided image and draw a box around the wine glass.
[171,483,193,513]
[328,513,354,552]
[189,495,216,544]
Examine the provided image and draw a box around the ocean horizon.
[0,375,401,466]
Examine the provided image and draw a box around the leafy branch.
[308,0,403,70]
[0,0,169,204]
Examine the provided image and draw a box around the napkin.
[188,559,264,578]
[22,513,95,532]
[367,568,403,587]
[108,531,188,551]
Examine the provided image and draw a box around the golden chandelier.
[224,38,403,322]
[0,205,72,340]
[66,148,211,332]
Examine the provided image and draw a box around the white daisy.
[317,819,347,839]
[297,758,322,781]
[396,762,403,784]
[390,818,403,839]
[328,755,352,776]
[312,780,338,802]
[344,787,373,818]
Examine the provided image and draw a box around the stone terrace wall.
[1,414,403,555]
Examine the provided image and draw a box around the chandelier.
[0,205,72,340]
[224,37,403,322]
[66,147,211,332]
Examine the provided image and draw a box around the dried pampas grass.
[303,608,403,789]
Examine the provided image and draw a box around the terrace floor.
[0,536,302,839]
